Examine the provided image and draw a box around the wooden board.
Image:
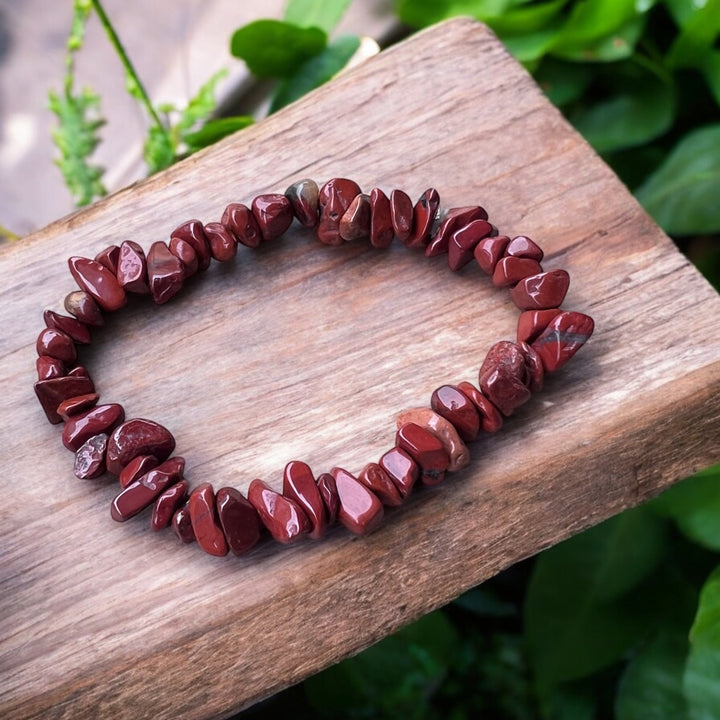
[2,18,720,720]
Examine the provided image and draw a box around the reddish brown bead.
[106,419,176,476]
[252,194,294,241]
[173,505,196,543]
[119,454,159,489]
[248,479,310,544]
[492,256,543,287]
[221,203,262,248]
[74,433,108,479]
[430,384,481,442]
[358,462,403,506]
[520,341,544,393]
[456,381,504,433]
[331,467,384,535]
[110,457,185,522]
[151,479,188,531]
[448,219,494,271]
[379,447,418,498]
[68,256,127,312]
[285,178,319,228]
[339,193,371,241]
[474,235,510,275]
[170,219,211,271]
[35,374,95,424]
[204,222,238,262]
[57,392,99,421]
[216,486,262,555]
[64,290,103,327]
[506,235,544,261]
[283,461,326,539]
[317,178,362,245]
[37,355,64,380]
[511,270,570,311]
[426,206,488,258]
[36,328,76,365]
[67,365,91,379]
[168,237,199,278]
[531,311,594,372]
[116,241,150,294]
[369,188,393,248]
[390,189,413,242]
[405,188,440,249]
[396,422,450,485]
[396,408,470,472]
[189,483,229,557]
[94,245,121,275]
[43,310,91,345]
[62,403,125,452]
[517,309,562,344]
[478,341,531,416]
[147,241,184,304]
[316,472,339,526]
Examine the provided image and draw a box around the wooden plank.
[1,17,719,720]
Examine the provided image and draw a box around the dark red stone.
[358,463,402,506]
[57,392,100,421]
[44,310,91,345]
[520,341,544,393]
[317,178,361,245]
[168,237,199,278]
[456,381,503,433]
[405,188,440,249]
[531,311,594,372]
[67,365,90,379]
[339,193,371,241]
[119,454,159,489]
[378,447,418,498]
[110,457,185,522]
[448,219,494,271]
[216,486,262,555]
[37,355,64,380]
[94,245,121,275]
[430,385,481,442]
[204,222,237,262]
[106,418,176,476]
[425,206,488,257]
[147,241,184,304]
[511,270,570,311]
[36,328,76,365]
[506,235,544,261]
[285,178,319,228]
[74,433,108,479]
[252,193,294,241]
[331,467,384,534]
[68,256,127,312]
[492,256,543,287]
[390,189,413,242]
[173,505,196,543]
[170,219,212,271]
[222,203,262,248]
[395,423,449,485]
[151,479,188,531]
[62,403,125,452]
[316,472,339,526]
[369,188,393,248]
[116,241,150,294]
[64,290,103,326]
[517,308,562,344]
[35,374,95,424]
[282,461,326,539]
[248,479,310,544]
[474,235,510,275]
[478,341,531,416]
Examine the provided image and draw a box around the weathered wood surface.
[1,18,719,720]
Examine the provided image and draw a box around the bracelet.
[34,178,594,558]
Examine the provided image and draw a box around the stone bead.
[357,462,403,506]
[492,256,543,287]
[168,237,199,278]
[517,308,562,344]
[37,355,64,380]
[425,206,488,257]
[378,447,418,498]
[68,256,127,312]
[43,310,91,345]
[369,188,393,248]
[396,409,469,472]
[106,418,176,476]
[36,328,76,365]
[531,311,594,372]
[173,505,196,543]
[67,365,91,379]
[339,193,371,241]
[430,384,481,442]
[216,486,262,555]
[474,235,510,275]
[506,235,544,262]
[34,374,95,424]
[119,454,159,489]
[248,478,310,544]
[285,178,319,228]
[390,189,413,242]
[64,290,104,327]
[252,193,294,241]
[57,392,99,421]
[204,222,237,263]
[282,461,326,539]
[151,479,188,531]
[62,403,125,452]
[170,219,212,271]
[456,382,503,432]
[478,341,531,416]
[74,433,108,479]
[116,241,150,295]
[94,245,121,274]
[395,422,450,485]
[331,467,384,535]
[511,270,570,311]
[147,241,184,304]
[110,457,185,522]
[317,178,362,245]
[520,341,544,393]
[188,483,228,557]
[405,188,440,248]
[448,219,494,271]
[316,472,339,526]
[221,203,262,248]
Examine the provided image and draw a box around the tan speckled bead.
[395,408,470,471]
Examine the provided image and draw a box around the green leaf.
[270,34,360,112]
[535,58,594,106]
[539,679,599,720]
[230,19,326,78]
[284,0,353,34]
[667,0,720,69]
[175,69,228,137]
[144,123,175,174]
[490,0,568,34]
[635,124,720,234]
[504,25,564,62]
[396,0,515,27]
[552,14,647,61]
[183,116,254,152]
[525,506,668,687]
[453,586,517,617]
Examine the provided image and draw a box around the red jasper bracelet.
[34,178,594,558]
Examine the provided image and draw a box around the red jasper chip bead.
[283,461,327,540]
[168,237,199,278]
[116,241,150,295]
[37,356,64,380]
[57,392,100,421]
[316,472,340,526]
[390,189,413,242]
[516,308,562,344]
[170,219,212,271]
[36,328,76,365]
[531,311,595,372]
[252,194,294,241]
[216,486,262,556]
[74,433,108,479]
[151,479,188,531]
[478,341,531,416]
[505,235,544,262]
[62,403,125,452]
[395,422,450,485]
[510,270,570,311]
[331,467,384,535]
[204,222,237,263]
[339,193,371,241]
[147,241,184,304]
[68,256,127,312]
[44,310,91,345]
[456,381,504,433]
[35,374,95,424]
[378,447,418,499]
[448,219,494,272]
[520,341,544,393]
[173,505,196,543]
[94,245,121,274]
[64,290,104,326]
[405,188,440,249]
[221,203,262,249]
[358,462,403,507]
[248,479,310,544]
[369,188,394,249]
[430,385,481,442]
[317,178,362,246]
[285,179,319,228]
[426,206,488,258]
[106,418,176,476]
[119,454,159,489]
[492,256,543,287]
[188,482,228,556]
[474,235,510,275]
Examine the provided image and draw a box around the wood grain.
[2,18,720,720]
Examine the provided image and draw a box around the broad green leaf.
[667,0,720,68]
[284,0,353,34]
[702,50,720,105]
[504,25,564,62]
[525,507,668,686]
[176,69,228,136]
[535,58,594,106]
[552,14,646,61]
[230,19,326,78]
[490,0,568,34]
[183,116,254,152]
[144,123,175,174]
[270,34,360,112]
[664,0,703,26]
[396,0,514,27]
[635,124,720,234]
[538,679,599,720]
